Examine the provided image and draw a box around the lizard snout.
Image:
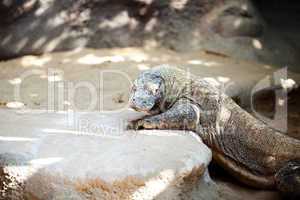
[129,92,156,113]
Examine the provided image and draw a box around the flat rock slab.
[0,109,215,200]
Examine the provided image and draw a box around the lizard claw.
[126,119,144,130]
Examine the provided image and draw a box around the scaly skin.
[128,65,300,196]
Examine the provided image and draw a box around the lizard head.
[129,71,165,114]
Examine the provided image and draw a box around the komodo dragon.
[128,65,300,197]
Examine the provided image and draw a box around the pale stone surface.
[0,108,216,199]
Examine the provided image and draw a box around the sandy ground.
[0,47,299,199]
[1,47,299,110]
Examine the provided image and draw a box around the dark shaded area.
[252,0,300,49]
[208,161,281,200]
[0,0,218,59]
[275,159,300,199]
[253,0,300,26]
[253,88,300,140]
[0,0,38,25]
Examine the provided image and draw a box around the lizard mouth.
[129,101,161,115]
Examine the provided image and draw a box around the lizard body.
[128,65,300,196]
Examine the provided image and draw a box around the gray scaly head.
[129,69,165,114]
[129,65,192,114]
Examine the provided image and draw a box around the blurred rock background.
[0,0,300,70]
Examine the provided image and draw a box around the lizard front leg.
[128,99,200,131]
